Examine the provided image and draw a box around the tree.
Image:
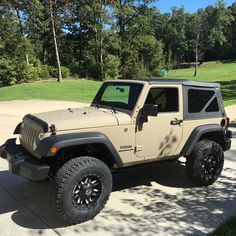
[225,2,236,58]
[193,0,233,76]
[1,0,236,86]
[155,7,187,68]
[109,0,157,78]
[49,0,62,82]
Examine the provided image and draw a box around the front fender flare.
[35,132,123,167]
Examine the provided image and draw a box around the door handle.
[170,118,183,126]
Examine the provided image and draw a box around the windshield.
[92,82,143,111]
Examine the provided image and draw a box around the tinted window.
[188,89,215,113]
[205,97,219,112]
[145,88,179,113]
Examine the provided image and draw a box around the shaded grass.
[211,217,236,236]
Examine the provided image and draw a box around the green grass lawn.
[166,61,236,82]
[0,79,102,103]
[0,61,236,105]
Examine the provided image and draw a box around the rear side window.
[145,87,179,113]
[184,86,222,119]
[205,97,219,112]
[188,89,215,113]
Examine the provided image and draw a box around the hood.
[32,107,131,131]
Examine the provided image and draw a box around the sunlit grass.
[0,79,102,103]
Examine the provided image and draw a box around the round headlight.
[38,132,44,141]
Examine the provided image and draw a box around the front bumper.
[0,139,50,181]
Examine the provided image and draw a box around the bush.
[47,66,70,78]
[0,58,17,86]
[25,64,41,81]
[61,66,70,78]
[47,66,57,77]
[104,54,121,80]
[124,60,146,80]
[17,63,49,82]
[38,65,49,79]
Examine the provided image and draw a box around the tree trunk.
[118,25,125,79]
[194,32,200,77]
[16,8,29,65]
[167,44,172,69]
[49,0,62,82]
[118,0,125,79]
[26,53,29,65]
[99,0,104,80]
[99,36,104,80]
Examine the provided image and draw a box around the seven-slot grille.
[20,117,44,151]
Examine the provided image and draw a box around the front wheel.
[186,140,224,186]
[51,156,112,224]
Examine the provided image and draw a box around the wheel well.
[49,143,115,171]
[199,131,224,148]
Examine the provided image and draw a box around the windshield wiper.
[92,103,99,109]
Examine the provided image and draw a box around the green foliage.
[139,35,164,75]
[104,54,121,80]
[0,58,17,86]
[0,0,236,85]
[61,66,71,78]
[47,66,57,77]
[24,64,49,81]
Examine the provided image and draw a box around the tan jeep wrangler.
[0,79,232,224]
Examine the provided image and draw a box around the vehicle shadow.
[112,161,195,191]
[0,160,235,236]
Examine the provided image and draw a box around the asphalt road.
[0,100,236,236]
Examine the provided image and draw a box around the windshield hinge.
[50,124,57,135]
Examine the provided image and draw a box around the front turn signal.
[50,146,57,154]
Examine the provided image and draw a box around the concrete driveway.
[0,100,236,236]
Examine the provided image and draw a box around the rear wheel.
[51,156,112,224]
[186,140,224,186]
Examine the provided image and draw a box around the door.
[135,86,183,160]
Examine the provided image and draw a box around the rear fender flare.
[180,124,224,156]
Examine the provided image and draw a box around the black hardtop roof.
[144,78,220,88]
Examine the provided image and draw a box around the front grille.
[20,116,44,151]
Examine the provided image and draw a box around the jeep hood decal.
[32,107,128,131]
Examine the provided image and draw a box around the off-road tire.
[186,140,224,186]
[51,156,112,224]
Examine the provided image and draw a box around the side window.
[205,97,219,112]
[188,89,219,113]
[145,88,179,113]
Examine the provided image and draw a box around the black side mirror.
[142,104,158,117]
